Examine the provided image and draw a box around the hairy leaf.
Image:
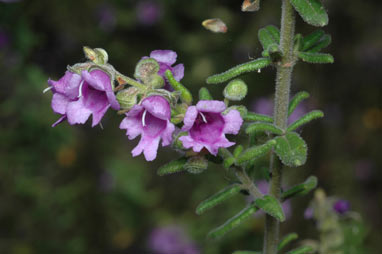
[278,233,299,251]
[254,195,285,222]
[246,123,283,135]
[157,157,187,176]
[298,52,334,64]
[244,112,273,123]
[258,25,280,51]
[237,139,276,164]
[165,70,193,104]
[274,132,307,167]
[199,87,213,100]
[286,246,314,254]
[287,110,324,131]
[288,91,310,116]
[282,176,318,200]
[308,34,331,53]
[301,29,324,51]
[206,58,271,84]
[208,204,259,239]
[291,0,329,27]
[196,184,242,215]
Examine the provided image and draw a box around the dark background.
[0,0,381,253]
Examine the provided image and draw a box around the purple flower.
[96,4,116,32]
[304,207,314,219]
[144,50,184,83]
[333,200,350,215]
[137,1,162,26]
[0,29,9,48]
[48,69,120,127]
[179,101,243,155]
[119,95,175,161]
[148,225,200,254]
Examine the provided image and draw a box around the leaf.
[237,139,276,164]
[165,70,193,104]
[254,195,285,221]
[258,25,280,51]
[287,110,324,131]
[246,123,283,135]
[233,251,261,254]
[301,30,325,51]
[288,91,310,116]
[223,156,236,169]
[244,112,273,123]
[278,233,299,251]
[233,145,244,158]
[297,52,334,64]
[207,204,259,239]
[290,0,329,27]
[199,87,213,100]
[308,34,331,53]
[285,246,314,254]
[206,58,271,84]
[157,157,187,176]
[196,184,242,215]
[282,176,318,200]
[274,132,307,167]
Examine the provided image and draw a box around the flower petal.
[196,100,226,113]
[205,136,235,155]
[161,121,175,146]
[223,109,243,134]
[48,71,82,98]
[181,106,198,131]
[66,98,92,125]
[81,70,111,91]
[91,105,110,127]
[179,135,204,153]
[172,64,184,81]
[132,135,161,161]
[120,114,142,140]
[142,95,171,120]
[106,91,120,110]
[51,93,70,114]
[150,50,177,65]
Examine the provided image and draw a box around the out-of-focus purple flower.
[148,225,199,254]
[137,0,162,26]
[0,0,22,3]
[119,95,175,161]
[333,200,350,215]
[143,50,184,85]
[254,180,292,219]
[252,97,307,124]
[96,4,116,32]
[304,207,313,219]
[48,69,120,127]
[355,159,374,181]
[179,101,243,155]
[0,29,9,48]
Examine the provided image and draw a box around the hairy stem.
[263,0,296,254]
[235,167,263,199]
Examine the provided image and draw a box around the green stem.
[235,167,263,199]
[263,0,296,254]
[115,72,146,90]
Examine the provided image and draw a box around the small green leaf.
[165,70,193,104]
[196,184,242,215]
[206,58,271,84]
[244,112,273,123]
[157,157,187,176]
[233,251,261,254]
[258,25,280,51]
[274,132,307,167]
[237,139,276,164]
[285,246,314,254]
[199,87,213,100]
[282,176,318,200]
[278,233,299,251]
[290,0,329,27]
[301,30,324,51]
[254,195,285,222]
[246,123,283,135]
[288,91,310,116]
[207,204,259,239]
[233,145,244,158]
[287,110,324,132]
[298,52,334,64]
[308,34,331,53]
[223,157,236,169]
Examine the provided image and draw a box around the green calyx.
[116,87,141,110]
[185,155,208,174]
[223,79,248,101]
[134,58,164,88]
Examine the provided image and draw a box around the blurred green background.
[0,0,381,253]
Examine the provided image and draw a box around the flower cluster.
[46,48,243,163]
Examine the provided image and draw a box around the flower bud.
[223,79,248,101]
[202,18,227,33]
[134,58,160,84]
[83,46,109,65]
[116,87,141,110]
[241,0,260,12]
[184,155,208,174]
[148,73,165,88]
